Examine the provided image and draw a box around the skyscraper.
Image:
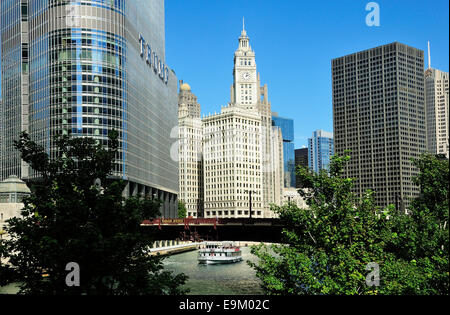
[203,22,283,218]
[178,82,203,218]
[425,44,449,158]
[308,130,334,173]
[295,148,308,188]
[1,0,179,217]
[0,99,2,174]
[178,80,201,119]
[178,22,284,219]
[229,22,284,216]
[332,42,426,209]
[295,148,308,169]
[272,115,296,188]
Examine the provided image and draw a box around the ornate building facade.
[0,176,31,240]
[178,23,284,219]
[178,83,204,217]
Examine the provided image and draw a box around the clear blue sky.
[1,1,449,149]
[165,0,449,148]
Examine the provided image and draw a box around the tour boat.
[197,241,243,265]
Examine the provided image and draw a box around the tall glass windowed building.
[1,0,179,217]
[308,130,334,173]
[272,115,296,188]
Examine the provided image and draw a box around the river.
[163,244,265,295]
[0,244,266,295]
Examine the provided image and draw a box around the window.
[22,62,29,74]
[21,4,28,21]
[22,45,28,59]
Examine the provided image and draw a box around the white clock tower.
[232,19,258,110]
[182,19,285,219]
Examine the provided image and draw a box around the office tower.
[229,22,283,215]
[308,130,334,173]
[0,99,2,174]
[295,148,308,169]
[178,83,204,218]
[425,43,449,158]
[203,107,267,218]
[178,80,201,119]
[332,42,426,209]
[295,148,308,188]
[180,22,283,219]
[1,0,179,217]
[272,115,296,188]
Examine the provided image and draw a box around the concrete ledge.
[149,243,202,257]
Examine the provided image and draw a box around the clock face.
[241,72,251,81]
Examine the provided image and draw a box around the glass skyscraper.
[272,115,295,188]
[1,0,179,217]
[308,130,334,173]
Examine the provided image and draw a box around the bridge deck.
[141,218,282,227]
[141,218,285,243]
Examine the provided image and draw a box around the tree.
[0,131,188,295]
[249,154,391,295]
[248,153,449,295]
[384,154,449,294]
[178,201,187,219]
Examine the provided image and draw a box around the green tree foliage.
[249,153,449,295]
[384,154,449,294]
[178,201,187,219]
[0,131,188,295]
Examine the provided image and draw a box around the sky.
[1,0,449,149]
[165,0,449,148]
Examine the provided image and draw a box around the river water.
[163,245,265,295]
[0,244,266,295]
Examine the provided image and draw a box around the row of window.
[204,210,263,217]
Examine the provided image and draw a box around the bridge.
[141,218,285,243]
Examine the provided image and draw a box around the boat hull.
[197,241,243,265]
[198,257,243,265]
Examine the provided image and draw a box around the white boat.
[198,241,243,265]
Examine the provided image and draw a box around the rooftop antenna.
[427,41,431,69]
[243,17,245,31]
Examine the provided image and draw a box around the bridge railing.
[141,218,281,227]
[142,218,217,225]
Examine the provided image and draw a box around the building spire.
[237,17,252,51]
[427,41,431,69]
[241,17,247,37]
